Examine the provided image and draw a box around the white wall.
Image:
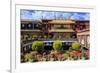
[0,0,99,73]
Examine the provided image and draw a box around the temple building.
[21,19,90,51]
[74,20,90,49]
[20,10,90,53]
[21,19,77,40]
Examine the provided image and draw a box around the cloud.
[62,12,73,19]
[32,11,42,20]
[70,12,90,20]
[42,11,55,19]
[20,10,90,20]
[21,10,33,19]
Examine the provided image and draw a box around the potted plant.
[70,41,81,60]
[32,41,44,53]
[53,40,62,52]
[31,41,44,61]
[52,40,62,61]
[71,41,80,51]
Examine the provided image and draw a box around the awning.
[48,29,75,32]
[48,19,75,24]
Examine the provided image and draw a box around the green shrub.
[32,41,44,52]
[63,53,69,59]
[24,53,33,62]
[71,41,80,51]
[53,40,62,51]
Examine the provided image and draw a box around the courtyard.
[20,10,90,63]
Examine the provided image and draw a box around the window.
[51,25,72,29]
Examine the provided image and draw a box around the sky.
[20,9,90,20]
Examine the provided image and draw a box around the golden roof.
[48,19,75,24]
[48,29,75,32]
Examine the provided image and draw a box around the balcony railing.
[21,38,78,47]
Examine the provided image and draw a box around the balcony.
[21,29,41,32]
[48,29,75,33]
